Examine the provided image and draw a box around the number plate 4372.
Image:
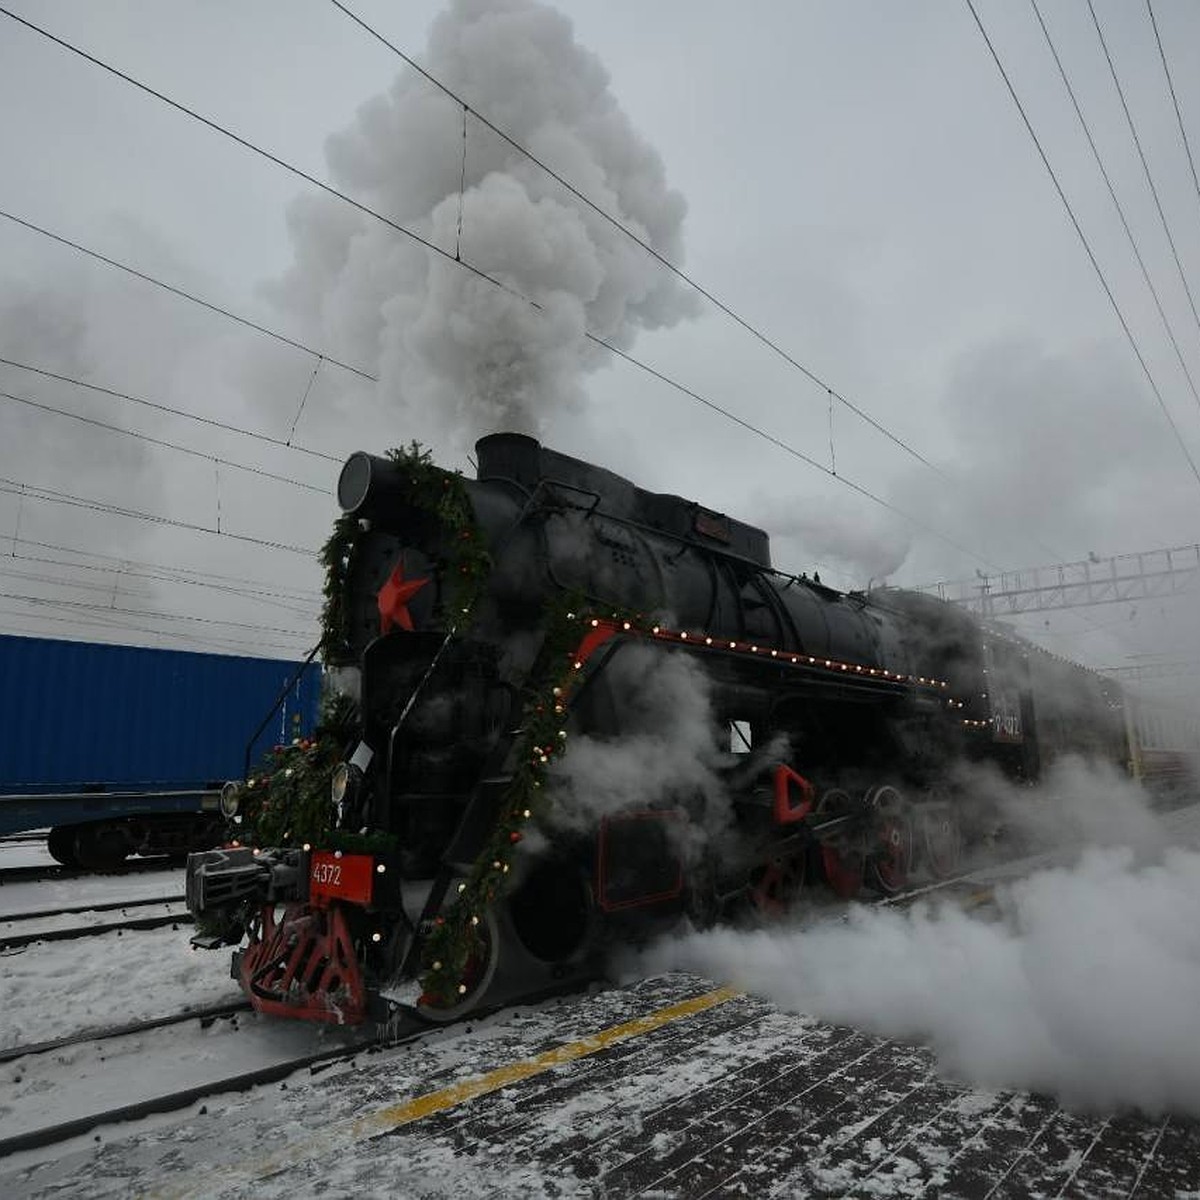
[308,850,374,906]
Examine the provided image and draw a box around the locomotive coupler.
[186,846,307,947]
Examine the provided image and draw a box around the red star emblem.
[377,561,430,634]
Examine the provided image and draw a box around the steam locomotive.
[185,433,1156,1026]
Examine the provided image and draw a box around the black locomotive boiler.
[185,433,1133,1025]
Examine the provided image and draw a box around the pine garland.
[318,515,359,667]
[235,693,358,848]
[245,444,498,851]
[318,443,491,664]
[417,597,604,1009]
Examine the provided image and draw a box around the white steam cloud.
[268,0,697,444]
[632,765,1200,1116]
[548,645,734,850]
[756,494,912,585]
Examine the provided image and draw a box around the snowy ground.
[0,802,1198,1197]
[0,924,241,1050]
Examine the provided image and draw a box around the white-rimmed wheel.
[865,784,912,895]
[415,905,501,1024]
[919,803,962,880]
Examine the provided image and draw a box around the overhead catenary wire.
[0,557,318,617]
[0,603,312,657]
[0,476,317,557]
[0,356,341,465]
[1146,1,1200,227]
[0,5,998,572]
[0,387,332,494]
[0,589,311,639]
[1029,0,1200,415]
[7,535,318,600]
[0,585,313,640]
[0,8,538,311]
[964,0,1200,493]
[326,0,951,484]
[0,208,377,385]
[1086,0,1200,346]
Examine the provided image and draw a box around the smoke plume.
[267,0,697,446]
[548,645,728,840]
[630,762,1200,1116]
[758,493,913,584]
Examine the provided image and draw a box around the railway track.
[0,908,191,951]
[0,999,253,1066]
[0,1004,430,1159]
[0,857,180,886]
[2,892,186,922]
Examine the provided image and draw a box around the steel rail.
[0,1000,252,1066]
[0,910,190,951]
[1,893,185,922]
[0,858,179,885]
[0,1014,429,1159]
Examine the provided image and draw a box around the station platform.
[8,970,1198,1198]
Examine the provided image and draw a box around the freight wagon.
[0,634,321,868]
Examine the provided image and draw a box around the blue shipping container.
[0,634,322,793]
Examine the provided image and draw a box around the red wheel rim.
[864,785,911,896]
[820,844,862,898]
[815,787,863,899]
[750,853,807,915]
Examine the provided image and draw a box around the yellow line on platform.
[146,984,742,1199]
[355,984,742,1136]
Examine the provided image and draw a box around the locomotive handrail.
[242,641,322,779]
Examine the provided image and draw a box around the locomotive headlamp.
[219,781,240,818]
[331,762,355,806]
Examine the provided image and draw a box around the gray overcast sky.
[1,0,1198,696]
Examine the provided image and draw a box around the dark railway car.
[185,435,1159,1025]
[0,635,321,868]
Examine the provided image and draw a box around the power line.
[326,0,951,484]
[0,603,311,657]
[582,329,994,565]
[2,549,318,616]
[0,476,317,556]
[0,586,312,638]
[0,208,378,384]
[0,356,341,464]
[0,7,537,311]
[1029,0,1200,415]
[1086,0,1200,346]
[0,387,332,494]
[0,6,998,571]
[6,534,319,602]
[964,0,1200,492]
[1146,1,1200,229]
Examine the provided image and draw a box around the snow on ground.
[0,900,189,943]
[0,925,242,1050]
[0,860,184,919]
[1,801,1197,1197]
[0,838,58,873]
[0,1005,363,1147]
